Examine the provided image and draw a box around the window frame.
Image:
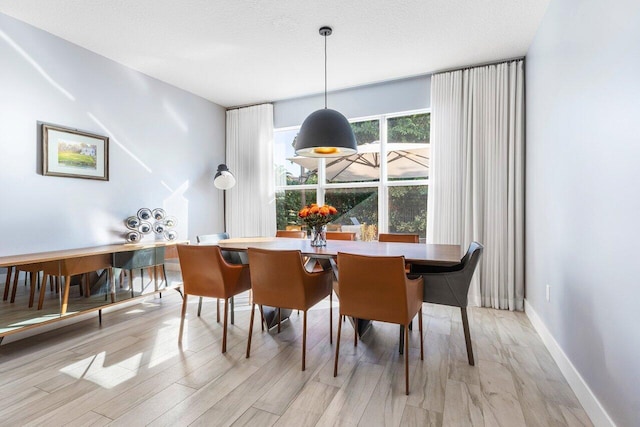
[274,108,430,236]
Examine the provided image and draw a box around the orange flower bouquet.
[298,203,338,246]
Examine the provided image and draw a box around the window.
[274,110,430,240]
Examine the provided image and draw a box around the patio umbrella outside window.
[287,142,429,183]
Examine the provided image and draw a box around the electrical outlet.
[546,284,551,302]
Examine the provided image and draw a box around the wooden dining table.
[216,237,461,265]
[214,237,461,334]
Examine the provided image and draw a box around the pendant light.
[294,26,357,158]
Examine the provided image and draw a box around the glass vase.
[310,225,327,247]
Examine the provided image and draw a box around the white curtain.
[226,104,276,238]
[428,60,524,311]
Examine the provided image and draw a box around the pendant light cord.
[324,32,327,109]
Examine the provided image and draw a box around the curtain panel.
[226,104,276,238]
[428,60,524,311]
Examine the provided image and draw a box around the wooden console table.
[0,242,183,343]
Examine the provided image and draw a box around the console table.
[0,242,183,343]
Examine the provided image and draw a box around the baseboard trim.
[524,299,616,427]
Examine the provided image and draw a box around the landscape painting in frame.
[42,124,109,180]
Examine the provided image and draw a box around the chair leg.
[10,270,19,303]
[216,298,220,322]
[28,271,37,308]
[61,275,71,314]
[3,266,12,301]
[84,273,91,297]
[277,308,282,333]
[246,303,255,358]
[354,318,358,347]
[129,270,134,294]
[178,294,188,344]
[108,268,115,303]
[302,310,307,371]
[329,291,333,344]
[259,305,265,331]
[38,274,49,310]
[198,297,203,317]
[461,307,475,366]
[405,322,410,395]
[162,264,168,285]
[334,314,342,377]
[419,308,424,361]
[222,298,229,353]
[231,296,235,325]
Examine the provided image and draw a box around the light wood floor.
[0,291,592,427]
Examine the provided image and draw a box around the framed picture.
[42,123,109,181]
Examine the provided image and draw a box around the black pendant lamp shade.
[294,26,357,158]
[295,108,357,157]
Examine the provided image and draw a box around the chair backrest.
[459,241,484,282]
[420,241,483,308]
[177,244,240,298]
[247,248,307,309]
[337,252,416,325]
[326,224,342,232]
[326,231,356,241]
[460,241,484,272]
[196,232,244,264]
[285,225,303,231]
[196,232,229,244]
[378,233,420,243]
[276,230,306,239]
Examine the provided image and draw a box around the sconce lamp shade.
[294,109,357,157]
[214,164,236,190]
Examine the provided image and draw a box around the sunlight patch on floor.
[60,351,142,389]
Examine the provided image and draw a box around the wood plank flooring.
[0,291,593,426]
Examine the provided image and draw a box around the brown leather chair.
[326,231,356,241]
[335,252,424,395]
[276,230,306,238]
[379,233,420,273]
[196,232,244,322]
[177,244,252,353]
[378,233,420,243]
[246,248,333,371]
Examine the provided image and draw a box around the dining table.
[213,237,461,334]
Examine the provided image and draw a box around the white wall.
[525,0,640,425]
[273,74,430,128]
[0,13,226,257]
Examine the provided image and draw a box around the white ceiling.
[0,0,550,107]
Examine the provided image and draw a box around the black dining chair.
[410,241,484,365]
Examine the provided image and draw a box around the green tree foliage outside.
[387,114,430,143]
[388,186,428,237]
[350,120,379,145]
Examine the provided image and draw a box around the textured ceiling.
[0,0,550,107]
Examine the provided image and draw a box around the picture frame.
[42,123,109,181]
